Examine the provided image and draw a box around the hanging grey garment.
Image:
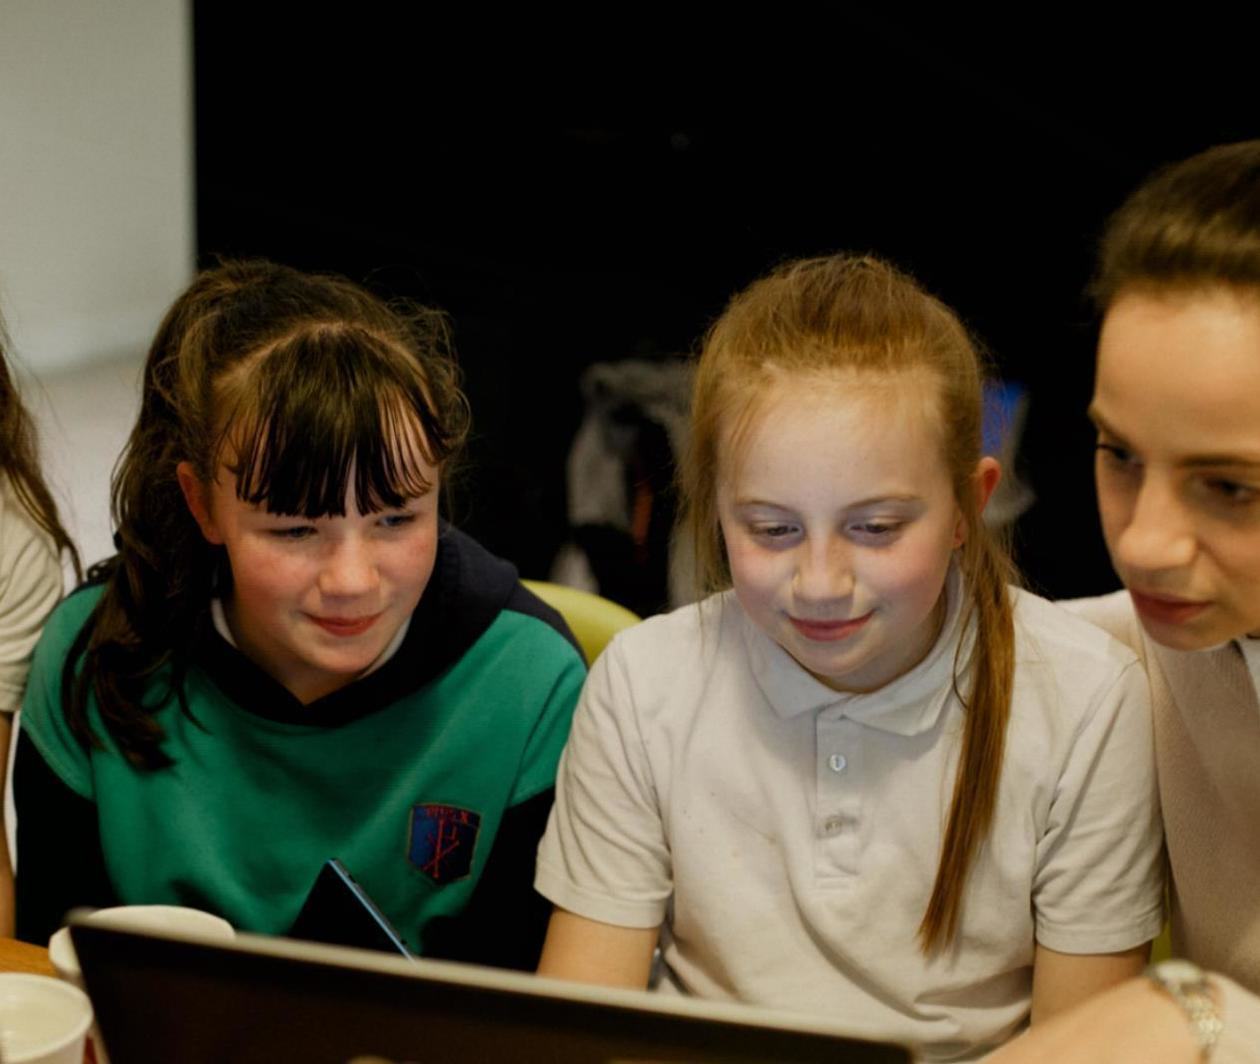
[554,358,696,611]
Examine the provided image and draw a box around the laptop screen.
[70,917,910,1063]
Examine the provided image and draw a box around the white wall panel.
[0,0,193,371]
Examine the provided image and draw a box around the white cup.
[0,973,93,1064]
[49,904,236,991]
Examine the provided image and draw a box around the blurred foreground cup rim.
[0,972,93,1064]
[49,904,236,988]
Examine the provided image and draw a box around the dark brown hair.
[680,254,1016,952]
[0,321,81,578]
[65,260,470,768]
[1093,139,1260,309]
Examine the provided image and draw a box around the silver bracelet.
[1145,959,1223,1059]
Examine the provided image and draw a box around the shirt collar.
[1235,634,1260,700]
[741,564,971,737]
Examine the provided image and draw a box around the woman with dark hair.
[13,260,584,970]
[993,142,1260,1062]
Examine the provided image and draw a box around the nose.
[792,535,855,604]
[1112,476,1197,575]
[317,535,379,599]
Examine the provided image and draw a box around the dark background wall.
[192,9,1258,606]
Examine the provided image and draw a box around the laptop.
[69,916,911,1063]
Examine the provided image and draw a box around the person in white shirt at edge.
[989,142,1260,1063]
[533,254,1164,1061]
[0,323,79,936]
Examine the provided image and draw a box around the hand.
[987,977,1201,1063]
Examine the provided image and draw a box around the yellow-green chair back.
[522,580,641,665]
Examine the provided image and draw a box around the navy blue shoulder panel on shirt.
[13,729,117,943]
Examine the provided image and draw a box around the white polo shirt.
[0,476,63,714]
[536,578,1164,1062]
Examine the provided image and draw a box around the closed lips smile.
[1128,589,1210,625]
[789,613,872,641]
[309,614,381,636]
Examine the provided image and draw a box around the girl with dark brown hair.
[12,260,585,969]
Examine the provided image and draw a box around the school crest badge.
[408,804,480,884]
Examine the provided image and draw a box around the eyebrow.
[1089,405,1260,471]
[734,494,922,510]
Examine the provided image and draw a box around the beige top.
[1067,591,1260,1063]
[538,578,1164,1061]
[0,477,63,713]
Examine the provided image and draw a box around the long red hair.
[679,254,1016,951]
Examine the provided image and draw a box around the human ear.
[973,456,1002,512]
[954,457,1002,547]
[176,461,225,545]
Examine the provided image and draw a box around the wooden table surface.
[0,935,56,976]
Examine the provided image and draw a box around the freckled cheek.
[866,544,952,616]
[227,548,312,612]
[724,538,790,601]
[389,539,437,605]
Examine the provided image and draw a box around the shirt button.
[828,753,847,773]
[823,816,845,835]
